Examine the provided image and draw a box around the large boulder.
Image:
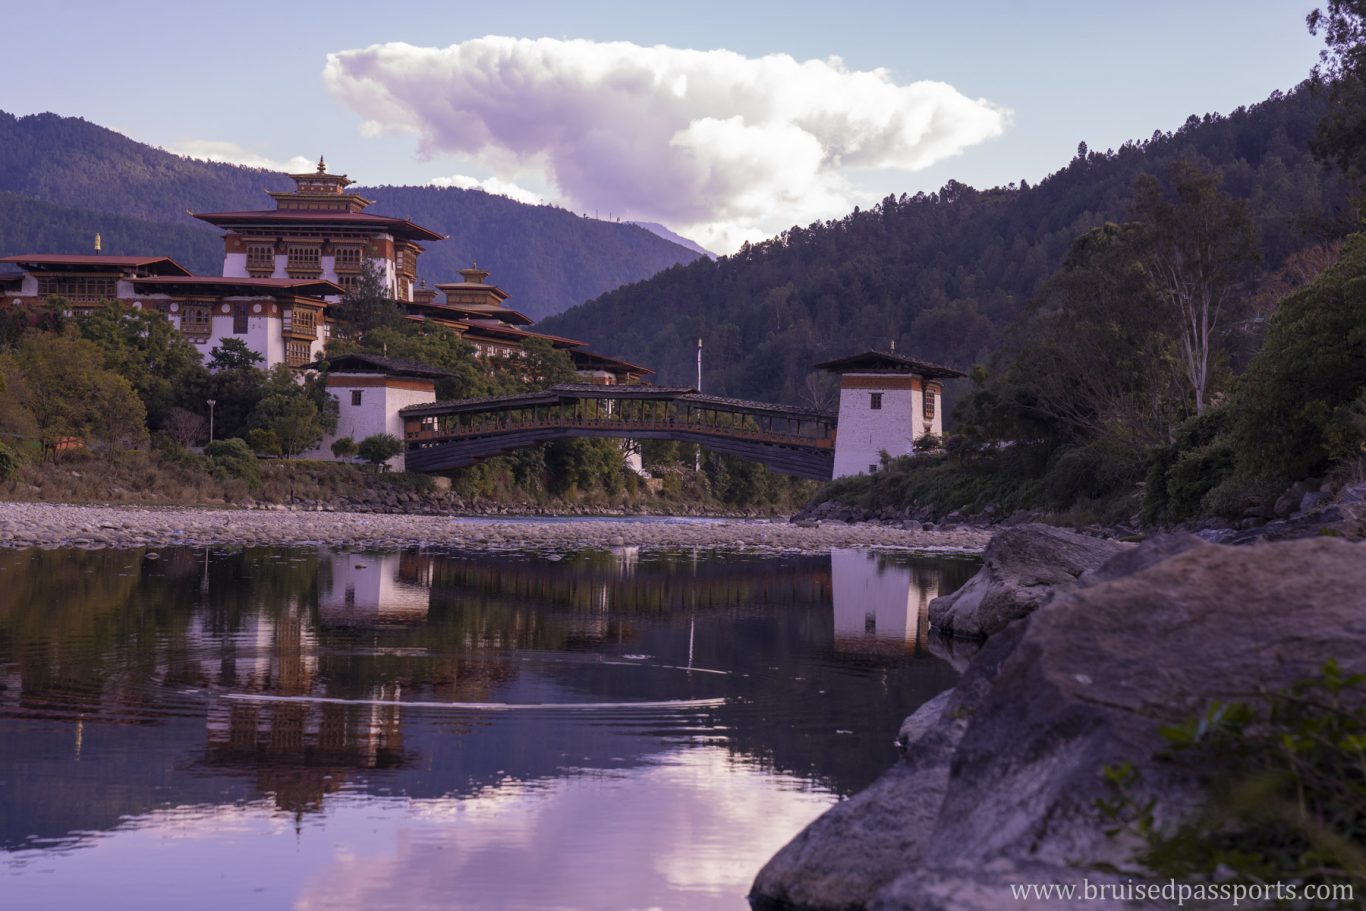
[1076,531,1207,587]
[928,525,1132,638]
[752,537,1366,910]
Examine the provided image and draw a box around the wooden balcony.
[283,310,319,340]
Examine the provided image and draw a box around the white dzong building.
[814,350,965,479]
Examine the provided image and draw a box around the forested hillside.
[539,85,1351,404]
[0,111,700,317]
[0,192,225,268]
[358,187,702,319]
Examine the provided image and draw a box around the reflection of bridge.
[401,384,838,479]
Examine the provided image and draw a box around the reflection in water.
[0,544,977,910]
[832,548,942,649]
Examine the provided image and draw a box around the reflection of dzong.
[318,552,432,626]
[203,687,410,815]
[830,548,940,653]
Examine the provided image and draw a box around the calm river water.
[0,544,976,910]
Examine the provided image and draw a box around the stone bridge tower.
[814,350,966,479]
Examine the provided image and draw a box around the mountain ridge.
[538,85,1350,405]
[0,110,702,319]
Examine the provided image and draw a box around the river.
[0,544,976,910]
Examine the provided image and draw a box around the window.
[285,341,311,367]
[180,304,212,337]
[286,246,321,274]
[233,306,248,334]
[287,308,318,338]
[869,464,878,474]
[923,386,937,420]
[351,390,363,406]
[333,246,362,271]
[869,392,883,410]
[36,276,117,303]
[337,273,359,295]
[246,245,275,272]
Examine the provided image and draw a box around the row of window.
[246,246,367,272]
[868,388,938,418]
[285,341,311,367]
[36,277,117,302]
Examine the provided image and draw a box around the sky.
[3,1,1327,253]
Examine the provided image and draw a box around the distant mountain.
[539,85,1351,405]
[359,188,704,319]
[628,222,716,259]
[0,191,224,269]
[0,111,702,318]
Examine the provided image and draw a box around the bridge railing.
[405,415,834,450]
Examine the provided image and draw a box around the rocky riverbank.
[794,479,1366,544]
[0,502,993,553]
[751,528,1366,910]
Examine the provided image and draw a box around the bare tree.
[164,407,207,448]
[1132,162,1257,415]
[801,372,839,413]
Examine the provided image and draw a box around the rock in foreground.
[752,537,1366,910]
[928,524,1131,638]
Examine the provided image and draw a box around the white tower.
[814,350,965,479]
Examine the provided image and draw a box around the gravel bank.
[0,502,991,554]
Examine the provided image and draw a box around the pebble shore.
[0,502,992,554]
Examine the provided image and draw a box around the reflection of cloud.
[429,174,543,205]
[323,36,1010,253]
[6,750,830,910]
[294,749,831,909]
[169,139,314,173]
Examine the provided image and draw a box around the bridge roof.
[813,350,966,379]
[312,352,452,379]
[400,383,836,422]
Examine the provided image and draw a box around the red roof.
[405,313,585,348]
[569,349,654,376]
[0,254,192,275]
[130,276,343,296]
[409,299,534,326]
[192,210,444,241]
[456,319,585,348]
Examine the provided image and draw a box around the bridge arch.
[401,384,837,480]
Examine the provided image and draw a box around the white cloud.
[323,37,1010,253]
[429,173,544,205]
[169,139,315,174]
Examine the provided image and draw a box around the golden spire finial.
[94,232,102,253]
[317,155,326,173]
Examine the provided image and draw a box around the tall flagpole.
[695,338,702,472]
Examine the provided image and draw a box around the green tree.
[333,323,489,400]
[86,375,148,460]
[330,436,358,460]
[0,441,22,482]
[1228,232,1366,486]
[252,394,322,459]
[204,438,261,487]
[77,301,205,428]
[197,364,265,442]
[208,338,264,371]
[357,433,403,469]
[0,355,39,447]
[1308,2,1366,192]
[334,260,404,337]
[246,427,282,457]
[16,332,138,460]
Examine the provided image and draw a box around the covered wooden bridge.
[401,384,838,479]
